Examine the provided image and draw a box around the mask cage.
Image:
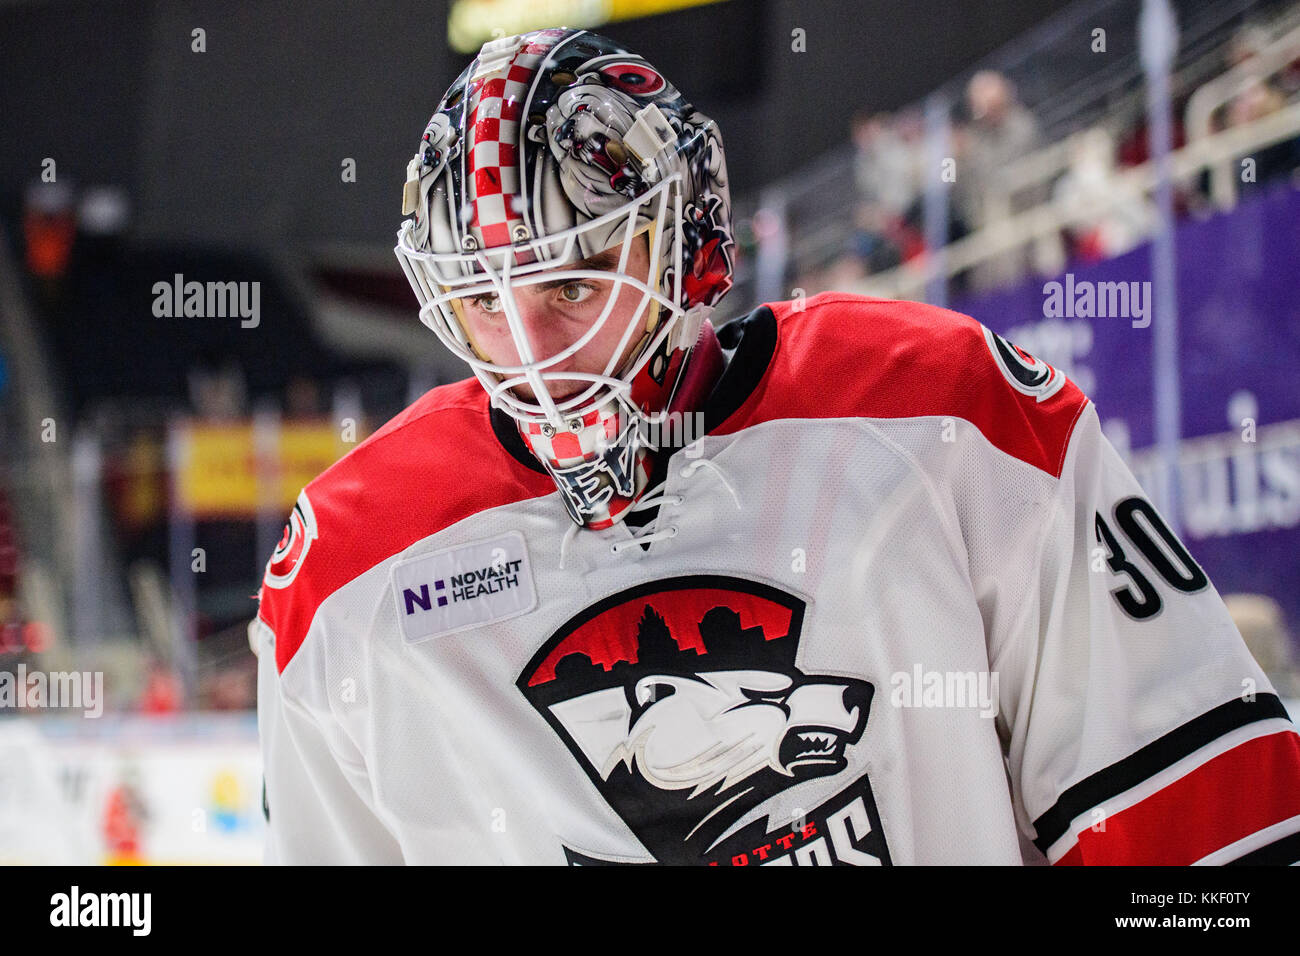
[395,175,687,429]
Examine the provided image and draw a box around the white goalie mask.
[394,27,734,529]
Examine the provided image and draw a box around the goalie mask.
[394,27,734,529]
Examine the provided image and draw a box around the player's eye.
[558,281,597,305]
[469,292,503,314]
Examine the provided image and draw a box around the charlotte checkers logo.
[517,575,891,865]
[401,559,525,613]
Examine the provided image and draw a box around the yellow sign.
[447,0,730,54]
[174,421,358,518]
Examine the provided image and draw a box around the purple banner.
[952,181,1300,642]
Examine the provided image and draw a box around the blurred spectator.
[138,662,182,713]
[852,110,918,220]
[1223,76,1300,184]
[954,71,1042,290]
[1226,76,1286,129]
[74,185,131,283]
[1053,127,1154,263]
[850,203,903,273]
[847,110,928,280]
[956,71,1042,223]
[1185,22,1300,202]
[101,767,150,864]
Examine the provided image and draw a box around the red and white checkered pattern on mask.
[521,406,618,464]
[518,403,654,529]
[463,29,568,257]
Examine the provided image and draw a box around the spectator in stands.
[1224,76,1300,184]
[187,355,247,422]
[1053,126,1154,264]
[847,110,926,280]
[954,70,1042,291]
[848,202,903,274]
[138,662,181,713]
[852,110,918,221]
[1195,22,1300,195]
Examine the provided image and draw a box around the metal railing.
[757,0,1297,299]
[850,99,1300,302]
[0,229,74,643]
[1186,19,1300,206]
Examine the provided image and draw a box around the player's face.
[454,234,653,403]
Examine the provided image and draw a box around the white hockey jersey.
[253,292,1300,865]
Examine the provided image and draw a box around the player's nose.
[514,296,581,371]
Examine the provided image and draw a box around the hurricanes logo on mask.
[517,575,892,865]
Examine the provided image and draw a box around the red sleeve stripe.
[1051,729,1300,865]
[1033,694,1293,852]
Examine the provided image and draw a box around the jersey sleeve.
[252,616,404,865]
[993,405,1300,865]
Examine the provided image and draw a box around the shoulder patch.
[262,491,318,590]
[981,326,1066,402]
[391,531,537,644]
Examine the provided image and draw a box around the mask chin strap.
[542,415,644,526]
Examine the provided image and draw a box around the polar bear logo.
[521,583,874,863]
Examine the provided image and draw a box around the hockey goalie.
[251,28,1300,865]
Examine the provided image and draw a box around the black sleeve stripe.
[1032,694,1291,853]
[1225,830,1300,866]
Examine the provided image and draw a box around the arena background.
[1,0,1298,863]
